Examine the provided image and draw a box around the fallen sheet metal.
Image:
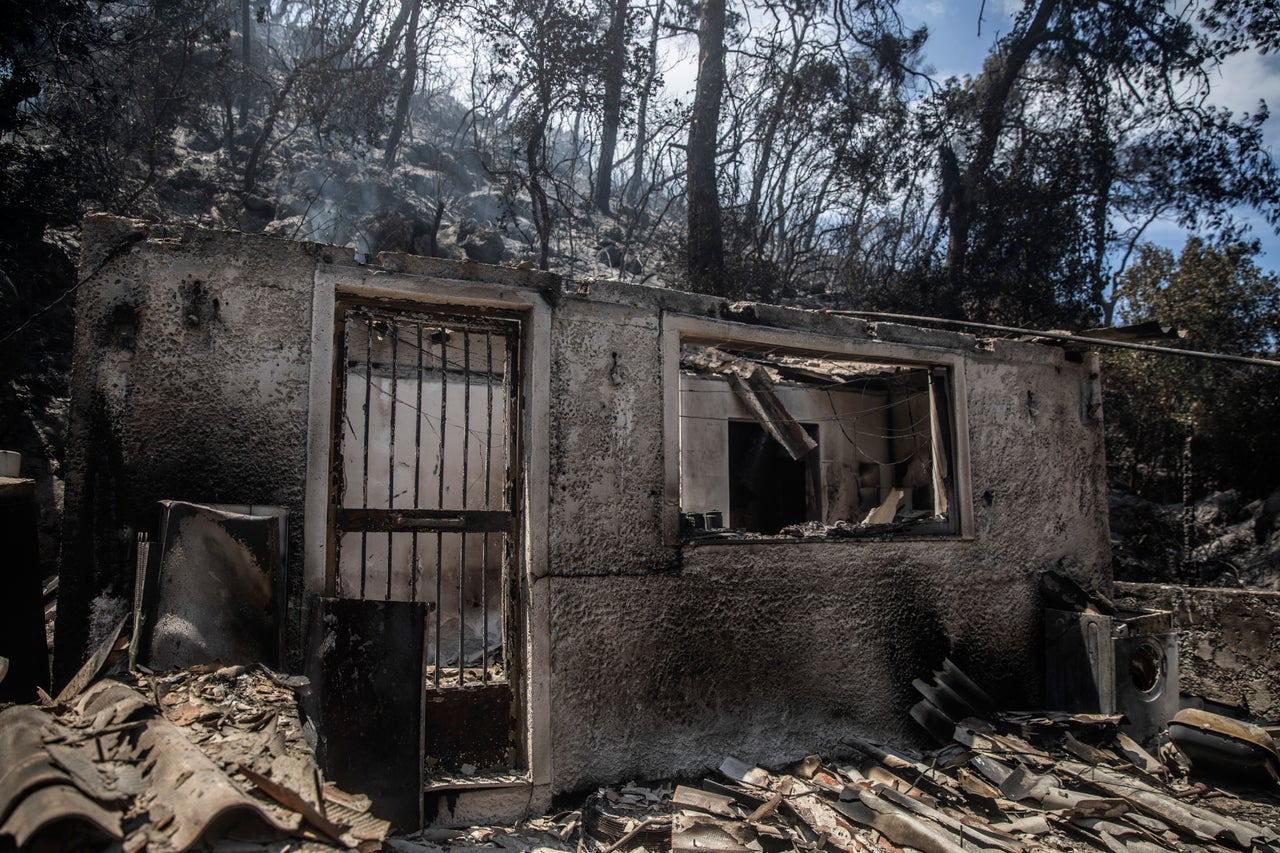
[1056,760,1273,849]
[381,721,1280,853]
[718,757,772,789]
[833,793,967,853]
[671,813,764,853]
[0,668,388,852]
[1,783,123,850]
[137,501,286,669]
[1168,708,1280,784]
[135,711,299,850]
[0,704,124,848]
[866,782,1023,853]
[910,658,998,746]
[672,785,742,819]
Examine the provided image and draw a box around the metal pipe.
[411,321,424,602]
[831,311,1280,368]
[360,316,373,598]
[434,323,447,688]
[459,331,472,682]
[482,331,493,684]
[387,319,398,602]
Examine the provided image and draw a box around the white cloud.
[997,0,1023,18]
[1208,50,1280,150]
[899,0,946,22]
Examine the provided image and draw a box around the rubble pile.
[4,625,1278,853]
[390,714,1278,853]
[0,663,389,852]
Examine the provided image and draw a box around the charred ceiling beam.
[724,370,817,461]
[681,344,817,460]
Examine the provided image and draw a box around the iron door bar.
[338,508,512,534]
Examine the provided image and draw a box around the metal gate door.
[328,300,523,781]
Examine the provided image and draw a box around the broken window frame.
[663,315,972,544]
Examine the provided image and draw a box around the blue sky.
[898,0,1280,275]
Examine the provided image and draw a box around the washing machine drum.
[1127,637,1168,695]
[1113,631,1179,743]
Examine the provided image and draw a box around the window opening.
[679,342,957,539]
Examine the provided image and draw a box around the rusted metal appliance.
[1045,607,1179,745]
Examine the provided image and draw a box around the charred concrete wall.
[1116,582,1280,721]
[544,287,1111,792]
[63,219,1112,800]
[56,215,336,683]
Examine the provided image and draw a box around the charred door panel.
[304,596,426,831]
[423,686,516,772]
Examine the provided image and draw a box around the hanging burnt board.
[303,596,426,831]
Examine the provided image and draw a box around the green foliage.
[1103,237,1280,500]
[863,0,1280,330]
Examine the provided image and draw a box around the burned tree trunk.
[594,0,629,213]
[626,0,663,205]
[526,107,553,270]
[239,0,252,127]
[383,0,424,169]
[686,0,727,295]
[743,16,808,254]
[942,0,1058,286]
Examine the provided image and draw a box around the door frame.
[302,263,553,817]
[327,297,525,778]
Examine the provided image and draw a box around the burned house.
[56,215,1112,825]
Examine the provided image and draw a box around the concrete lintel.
[375,251,561,294]
[869,321,978,352]
[988,336,1073,366]
[668,313,972,366]
[564,280,886,343]
[333,269,550,313]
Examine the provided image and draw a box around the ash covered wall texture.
[63,218,1113,797]
[1116,583,1280,720]
[56,216,332,683]
[544,296,1112,792]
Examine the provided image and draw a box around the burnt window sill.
[679,516,961,545]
